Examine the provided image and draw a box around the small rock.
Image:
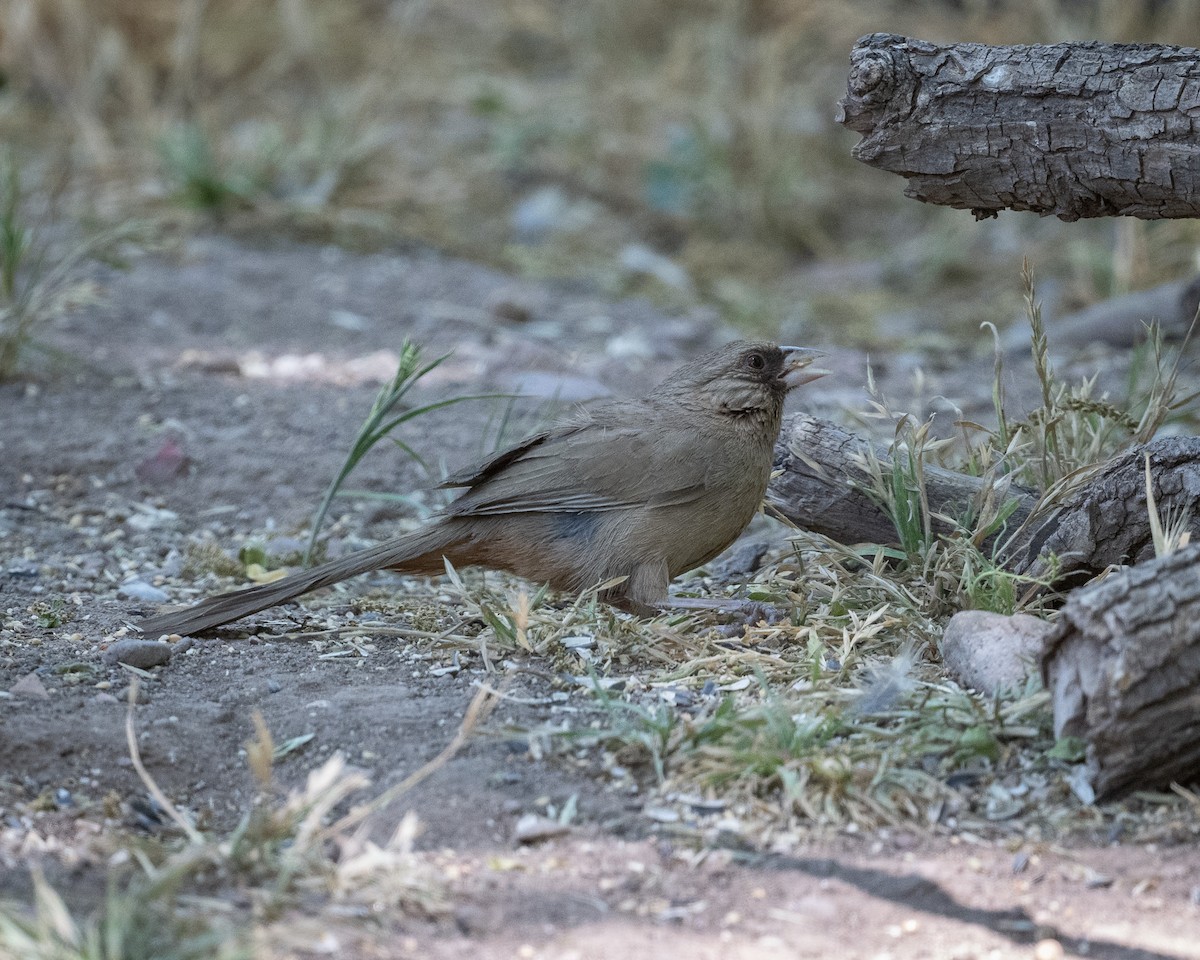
[643,805,680,823]
[10,672,50,700]
[105,639,174,670]
[135,439,189,484]
[712,538,772,578]
[114,685,148,705]
[261,535,308,558]
[940,611,1053,696]
[511,186,570,242]
[1083,868,1114,889]
[118,580,170,604]
[329,308,371,331]
[487,288,535,324]
[1034,939,1065,960]
[658,687,693,708]
[90,692,121,706]
[514,813,571,844]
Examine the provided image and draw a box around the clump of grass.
[995,259,1197,491]
[0,154,115,380]
[180,540,245,580]
[854,370,1048,617]
[304,340,500,563]
[578,643,1055,828]
[158,122,266,211]
[0,865,250,960]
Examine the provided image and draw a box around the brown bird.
[137,341,825,637]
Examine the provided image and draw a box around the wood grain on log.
[770,421,1200,587]
[837,34,1200,221]
[767,413,1036,550]
[1041,543,1200,799]
[1005,437,1200,582]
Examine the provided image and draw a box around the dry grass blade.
[326,683,499,836]
[125,679,204,845]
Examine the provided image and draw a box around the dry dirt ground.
[2,234,1198,959]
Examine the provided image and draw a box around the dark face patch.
[554,511,600,543]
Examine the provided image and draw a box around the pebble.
[104,639,174,670]
[118,580,170,604]
[514,813,571,844]
[711,538,772,578]
[511,186,571,242]
[113,685,148,705]
[1034,939,1064,960]
[486,288,535,324]
[134,441,189,485]
[10,672,50,700]
[329,308,371,331]
[643,805,680,823]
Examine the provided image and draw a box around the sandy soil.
[2,234,1197,959]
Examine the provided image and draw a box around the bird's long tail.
[136,522,460,637]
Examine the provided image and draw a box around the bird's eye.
[744,352,766,370]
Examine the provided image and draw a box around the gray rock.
[329,308,371,331]
[118,579,170,603]
[105,639,174,670]
[10,671,49,699]
[711,538,773,578]
[513,813,571,844]
[511,187,564,240]
[940,611,1052,696]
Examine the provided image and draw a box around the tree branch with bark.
[836,33,1200,221]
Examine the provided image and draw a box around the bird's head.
[652,341,827,418]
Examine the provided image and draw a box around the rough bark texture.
[767,413,1036,550]
[769,423,1200,586]
[1041,544,1200,799]
[837,34,1200,221]
[1004,437,1200,583]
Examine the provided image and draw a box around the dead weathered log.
[1004,437,1200,583]
[1041,543,1200,799]
[837,34,1200,221]
[769,420,1200,585]
[767,413,1036,551]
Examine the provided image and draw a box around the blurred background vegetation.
[2,0,1199,348]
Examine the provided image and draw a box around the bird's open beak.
[779,346,829,389]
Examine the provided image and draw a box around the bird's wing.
[438,427,567,489]
[442,406,713,518]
